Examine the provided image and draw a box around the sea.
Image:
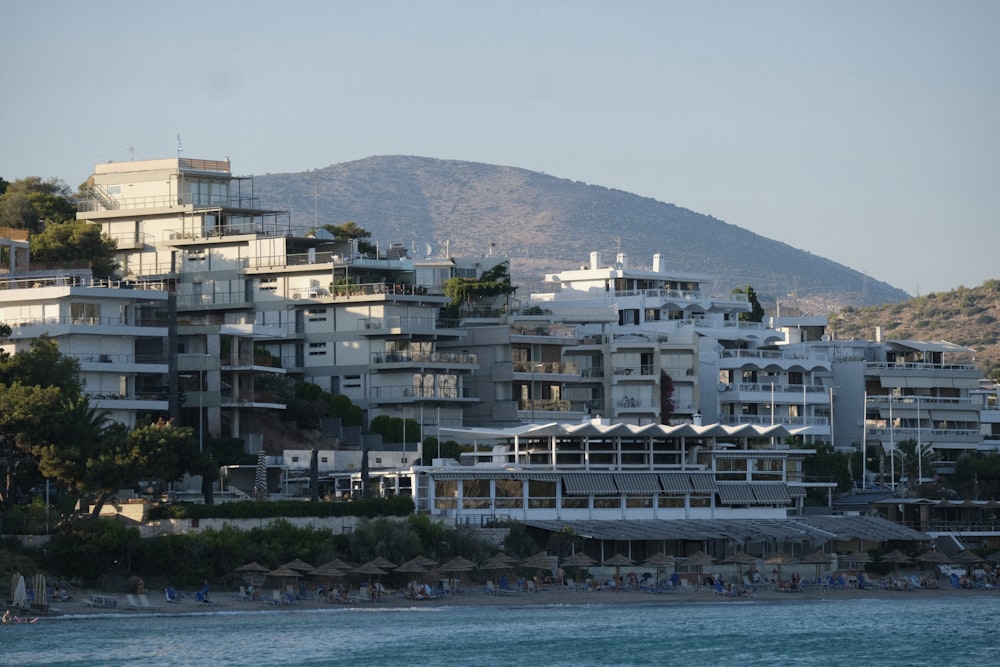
[3,596,995,666]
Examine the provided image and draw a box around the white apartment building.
[76,157,480,450]
[0,229,171,428]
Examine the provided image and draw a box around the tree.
[0,177,76,232]
[315,221,377,255]
[36,418,199,516]
[29,221,119,277]
[442,261,516,318]
[732,285,765,323]
[0,334,84,508]
[660,371,676,424]
[802,442,854,504]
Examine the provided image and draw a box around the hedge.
[147,496,414,521]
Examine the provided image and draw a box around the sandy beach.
[39,580,994,618]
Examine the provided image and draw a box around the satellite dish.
[821,334,831,342]
[314,228,334,240]
[614,262,623,270]
[423,243,433,257]
[718,383,729,392]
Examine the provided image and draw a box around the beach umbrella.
[641,552,675,588]
[441,556,476,573]
[915,550,951,578]
[253,451,268,499]
[521,552,555,572]
[682,550,716,575]
[368,556,398,571]
[412,555,439,569]
[11,574,27,609]
[562,552,597,589]
[800,550,832,582]
[480,553,518,583]
[986,551,1000,564]
[722,550,756,580]
[352,561,389,597]
[880,550,912,581]
[843,550,872,568]
[396,558,430,576]
[234,560,270,589]
[439,555,476,593]
[310,562,347,599]
[235,561,270,573]
[282,558,315,574]
[602,553,635,589]
[764,553,798,582]
[324,557,354,571]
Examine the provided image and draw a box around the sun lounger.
[85,594,117,608]
[125,594,141,610]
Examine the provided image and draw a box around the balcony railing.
[513,360,580,374]
[8,315,167,329]
[372,351,478,366]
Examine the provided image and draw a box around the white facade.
[0,270,170,428]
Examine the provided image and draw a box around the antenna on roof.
[126,146,135,160]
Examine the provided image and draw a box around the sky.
[2,0,999,296]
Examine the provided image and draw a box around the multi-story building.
[75,157,483,451]
[0,228,171,428]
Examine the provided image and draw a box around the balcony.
[370,350,478,369]
[368,384,478,405]
[513,360,580,375]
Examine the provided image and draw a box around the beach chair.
[165,587,179,603]
[125,594,141,610]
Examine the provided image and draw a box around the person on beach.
[199,580,211,603]
[2,609,11,624]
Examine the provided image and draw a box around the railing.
[369,385,468,401]
[581,367,605,378]
[728,383,830,394]
[616,397,654,409]
[0,275,170,291]
[176,291,250,308]
[866,427,980,440]
[521,399,572,412]
[513,360,580,374]
[722,349,829,362]
[359,316,439,333]
[7,315,167,329]
[722,415,829,427]
[866,362,979,372]
[70,353,166,365]
[372,351,478,365]
[612,365,656,377]
[86,391,168,402]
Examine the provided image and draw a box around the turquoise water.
[3,596,996,666]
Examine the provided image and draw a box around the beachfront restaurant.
[410,419,926,571]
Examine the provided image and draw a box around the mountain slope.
[830,280,1000,378]
[250,155,909,310]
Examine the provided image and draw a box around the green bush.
[147,496,414,521]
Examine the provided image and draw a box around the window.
[71,302,100,324]
[306,308,327,321]
[258,277,277,292]
[308,342,327,356]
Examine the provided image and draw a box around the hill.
[829,280,1000,379]
[249,156,909,311]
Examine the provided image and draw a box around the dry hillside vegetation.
[829,280,1000,379]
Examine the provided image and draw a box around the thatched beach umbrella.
[682,550,716,575]
[843,550,872,568]
[368,556,398,571]
[440,555,476,592]
[352,561,389,597]
[641,552,675,588]
[764,552,798,583]
[800,550,832,582]
[723,550,756,580]
[283,558,315,574]
[521,552,555,572]
[880,550,912,581]
[480,553,518,585]
[562,552,597,589]
[602,553,635,589]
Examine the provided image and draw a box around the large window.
[495,479,523,509]
[71,302,100,324]
[528,480,556,509]
[434,480,457,510]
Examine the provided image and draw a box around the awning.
[563,473,617,495]
[659,473,693,495]
[751,483,792,504]
[717,483,756,504]
[689,472,718,493]
[613,473,660,494]
[787,486,807,498]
